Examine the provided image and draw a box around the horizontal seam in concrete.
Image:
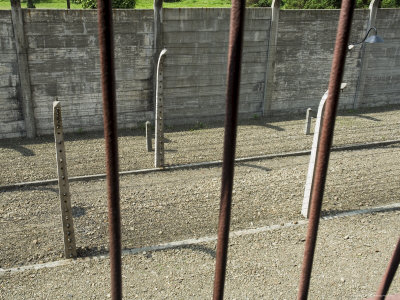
[1,201,399,275]
[1,139,399,191]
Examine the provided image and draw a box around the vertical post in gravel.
[146,121,152,152]
[155,49,167,168]
[302,93,327,218]
[304,108,312,135]
[53,101,77,259]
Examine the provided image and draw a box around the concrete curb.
[1,201,399,275]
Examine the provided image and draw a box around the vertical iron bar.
[67,0,70,9]
[375,237,400,300]
[297,1,355,299]
[213,1,246,299]
[97,1,122,299]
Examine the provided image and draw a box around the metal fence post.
[213,0,246,299]
[298,1,355,298]
[374,237,400,300]
[97,0,122,298]
[155,49,167,168]
[53,101,77,259]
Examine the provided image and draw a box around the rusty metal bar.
[97,1,122,299]
[213,1,246,299]
[375,237,400,300]
[297,1,355,299]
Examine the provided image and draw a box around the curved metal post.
[155,49,167,168]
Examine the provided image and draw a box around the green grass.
[0,0,231,9]
[136,0,231,8]
[0,0,82,9]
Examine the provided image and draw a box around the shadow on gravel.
[321,205,400,218]
[72,206,86,218]
[176,244,216,258]
[263,123,285,131]
[240,163,271,172]
[34,186,59,193]
[138,244,216,259]
[1,144,35,156]
[353,114,381,122]
[77,246,108,258]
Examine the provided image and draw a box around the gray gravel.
[0,106,400,298]
[1,211,399,299]
[1,144,399,269]
[0,106,399,185]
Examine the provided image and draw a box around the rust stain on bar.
[213,1,246,299]
[297,1,355,299]
[97,0,122,299]
[374,237,400,300]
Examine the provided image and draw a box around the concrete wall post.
[301,91,328,218]
[53,101,77,259]
[10,0,36,138]
[153,0,163,110]
[262,0,280,116]
[304,108,312,135]
[352,0,380,108]
[146,121,152,152]
[155,49,167,168]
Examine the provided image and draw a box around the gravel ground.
[1,211,399,299]
[0,106,399,185]
[0,106,399,298]
[0,144,399,269]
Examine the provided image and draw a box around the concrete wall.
[362,9,400,107]
[0,7,399,139]
[163,8,270,123]
[24,9,153,135]
[0,10,24,139]
[271,9,370,115]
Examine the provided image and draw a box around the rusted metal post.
[53,101,77,259]
[374,237,400,300]
[213,1,246,299]
[97,1,122,299]
[297,1,355,299]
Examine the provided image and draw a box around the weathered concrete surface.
[0,8,399,139]
[0,10,25,139]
